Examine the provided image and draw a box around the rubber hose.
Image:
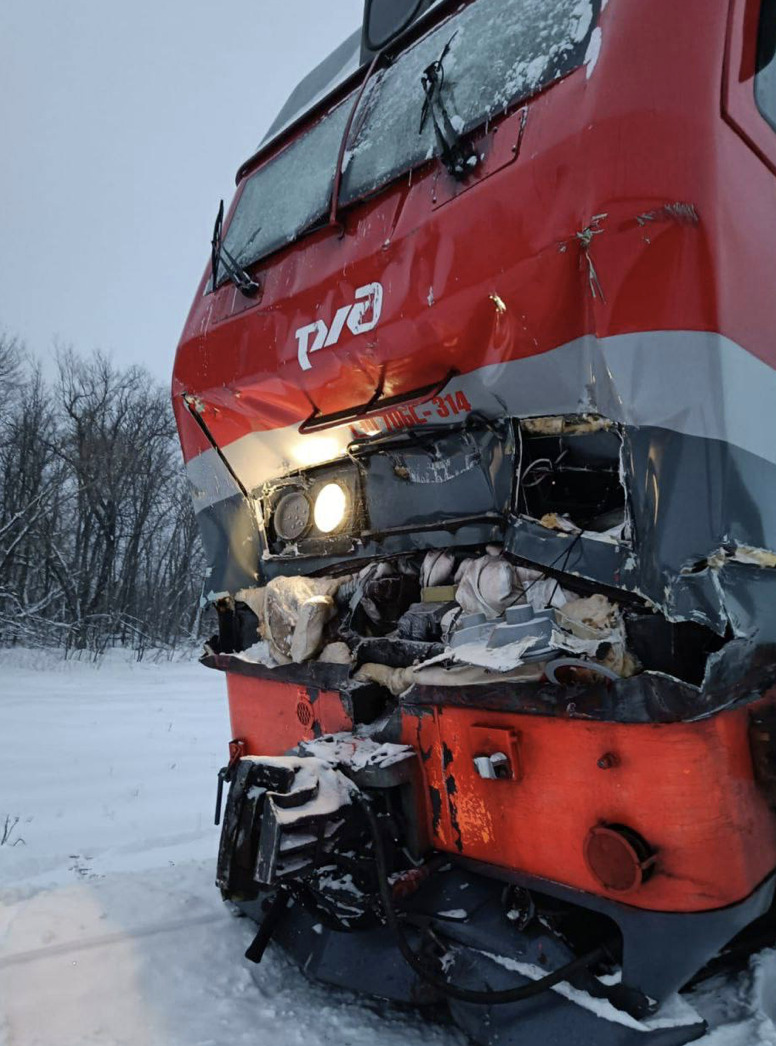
[358,797,610,1005]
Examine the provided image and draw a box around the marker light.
[314,483,348,534]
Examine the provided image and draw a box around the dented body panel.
[174,0,776,1041]
[174,0,776,632]
[401,698,776,912]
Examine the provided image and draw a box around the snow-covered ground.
[0,649,775,1046]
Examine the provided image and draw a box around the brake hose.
[358,797,611,1005]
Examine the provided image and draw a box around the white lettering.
[295,282,384,370]
[296,320,329,372]
[324,305,353,348]
[347,283,383,336]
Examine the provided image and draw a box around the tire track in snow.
[0,911,228,970]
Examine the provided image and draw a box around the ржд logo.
[296,283,383,371]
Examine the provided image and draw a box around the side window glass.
[756,0,776,130]
[365,0,428,51]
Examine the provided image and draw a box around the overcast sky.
[0,0,362,381]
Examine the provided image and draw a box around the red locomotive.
[173,1,776,1042]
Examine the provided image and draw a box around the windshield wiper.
[419,33,479,181]
[210,200,261,297]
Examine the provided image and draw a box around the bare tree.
[0,339,206,656]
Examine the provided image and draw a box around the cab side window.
[757,0,776,130]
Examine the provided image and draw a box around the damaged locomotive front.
[203,407,776,1045]
[173,0,776,1044]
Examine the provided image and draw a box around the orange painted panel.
[226,669,776,913]
[226,673,352,756]
[401,701,776,913]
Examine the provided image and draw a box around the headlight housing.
[265,466,359,555]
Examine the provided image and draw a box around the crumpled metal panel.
[364,423,514,532]
[174,0,776,674]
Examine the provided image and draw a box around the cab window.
[756,0,776,130]
[222,0,600,280]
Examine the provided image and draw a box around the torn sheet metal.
[192,328,776,661]
[362,422,515,534]
[200,394,776,720]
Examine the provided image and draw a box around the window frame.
[219,0,600,286]
[724,0,776,173]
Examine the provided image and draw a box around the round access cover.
[584,824,656,893]
[274,491,311,542]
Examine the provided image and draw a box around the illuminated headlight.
[266,468,358,554]
[313,483,349,534]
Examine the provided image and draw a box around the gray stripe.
[187,330,776,510]
[463,331,775,462]
[186,447,242,512]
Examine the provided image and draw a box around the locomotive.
[172,1,776,1042]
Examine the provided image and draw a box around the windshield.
[220,0,599,281]
[341,0,598,203]
[220,99,351,275]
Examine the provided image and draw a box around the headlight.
[313,483,349,534]
[266,468,358,554]
[273,490,311,541]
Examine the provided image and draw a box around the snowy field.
[1,650,775,1046]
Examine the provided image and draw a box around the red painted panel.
[400,698,776,913]
[173,0,776,472]
[226,673,352,756]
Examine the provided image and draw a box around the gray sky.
[0,0,362,381]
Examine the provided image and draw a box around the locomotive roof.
[260,29,362,150]
[257,0,448,159]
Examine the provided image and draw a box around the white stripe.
[188,331,776,510]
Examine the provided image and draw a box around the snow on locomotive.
[172,1,776,1042]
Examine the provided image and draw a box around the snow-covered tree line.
[0,334,206,656]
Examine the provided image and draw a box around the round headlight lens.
[314,483,348,534]
[273,490,311,541]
